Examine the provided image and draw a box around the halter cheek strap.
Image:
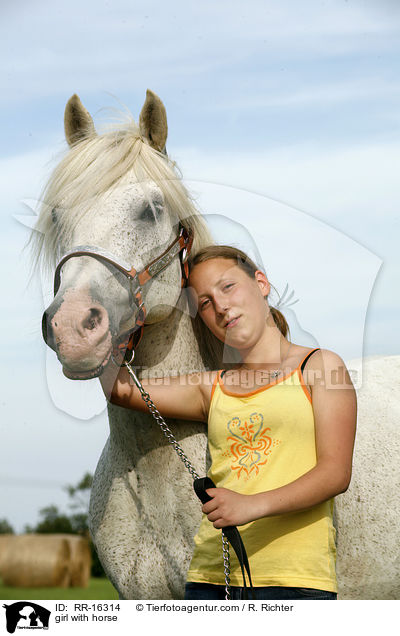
[53,225,193,295]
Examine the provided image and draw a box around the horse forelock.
[30,111,212,274]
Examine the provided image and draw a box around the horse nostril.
[82,308,103,331]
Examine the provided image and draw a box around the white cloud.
[171,137,400,231]
[1,1,399,103]
[0,144,64,214]
[204,77,400,112]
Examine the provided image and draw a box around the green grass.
[0,577,119,600]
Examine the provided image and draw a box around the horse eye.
[139,203,163,223]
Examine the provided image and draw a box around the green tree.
[0,518,15,534]
[32,505,74,534]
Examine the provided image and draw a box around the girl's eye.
[200,299,210,310]
[223,283,234,291]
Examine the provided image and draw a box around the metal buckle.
[123,346,135,366]
[111,337,136,368]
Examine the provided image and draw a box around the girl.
[100,245,357,600]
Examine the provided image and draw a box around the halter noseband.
[53,224,194,362]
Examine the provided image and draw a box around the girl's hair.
[189,245,290,369]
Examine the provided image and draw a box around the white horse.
[33,90,400,600]
[335,354,400,600]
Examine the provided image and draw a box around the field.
[0,577,119,600]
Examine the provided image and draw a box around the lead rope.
[121,355,232,600]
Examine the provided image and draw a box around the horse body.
[335,355,400,600]
[34,90,400,600]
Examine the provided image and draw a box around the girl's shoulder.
[299,347,347,368]
[299,347,352,391]
[288,345,346,369]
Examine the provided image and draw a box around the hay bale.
[57,534,91,587]
[0,535,16,575]
[1,534,71,587]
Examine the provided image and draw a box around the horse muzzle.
[42,290,114,380]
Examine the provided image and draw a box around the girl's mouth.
[225,316,240,329]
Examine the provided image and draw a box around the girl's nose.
[214,297,229,315]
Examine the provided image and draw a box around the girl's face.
[188,258,270,350]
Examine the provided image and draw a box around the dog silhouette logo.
[2,602,51,633]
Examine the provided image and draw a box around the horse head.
[37,90,210,380]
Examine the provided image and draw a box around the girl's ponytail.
[270,306,289,338]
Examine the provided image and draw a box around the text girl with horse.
[100,244,357,600]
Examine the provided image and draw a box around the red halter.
[53,224,194,364]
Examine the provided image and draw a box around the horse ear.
[139,89,168,152]
[64,94,96,146]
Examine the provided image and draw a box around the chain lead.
[123,361,200,481]
[222,531,231,600]
[124,358,232,599]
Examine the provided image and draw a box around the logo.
[2,603,51,634]
[227,413,281,479]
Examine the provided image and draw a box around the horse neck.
[133,305,206,376]
[106,303,209,469]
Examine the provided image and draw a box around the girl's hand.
[202,488,261,528]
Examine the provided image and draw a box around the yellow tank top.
[186,349,337,592]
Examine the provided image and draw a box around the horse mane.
[30,110,212,273]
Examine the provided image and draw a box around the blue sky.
[1,0,399,531]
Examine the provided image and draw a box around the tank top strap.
[300,347,321,373]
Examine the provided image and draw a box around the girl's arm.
[203,349,357,527]
[100,360,215,423]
